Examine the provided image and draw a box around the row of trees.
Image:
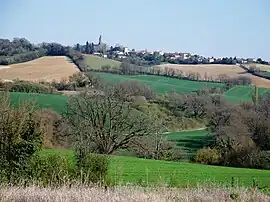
[0,38,37,56]
[0,38,86,68]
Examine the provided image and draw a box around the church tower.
[98,35,102,45]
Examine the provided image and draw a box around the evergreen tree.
[75,43,81,52]
[85,41,90,54]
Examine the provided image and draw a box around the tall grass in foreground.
[0,185,269,202]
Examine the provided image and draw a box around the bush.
[195,147,221,165]
[29,153,75,186]
[0,93,43,184]
[14,151,109,186]
[68,72,90,89]
[130,135,183,161]
[75,151,109,184]
[251,151,270,170]
[0,80,55,93]
[51,79,73,91]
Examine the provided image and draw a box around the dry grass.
[156,64,270,88]
[0,56,80,82]
[0,185,268,202]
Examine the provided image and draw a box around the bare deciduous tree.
[65,85,157,154]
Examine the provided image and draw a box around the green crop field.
[166,129,211,159]
[41,149,270,188]
[9,92,68,114]
[224,85,270,103]
[85,55,121,69]
[94,72,225,94]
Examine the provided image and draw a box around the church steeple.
[98,35,102,45]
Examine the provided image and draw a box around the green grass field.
[9,92,68,114]
[41,149,270,188]
[224,85,270,103]
[94,72,225,94]
[166,129,211,159]
[85,55,121,69]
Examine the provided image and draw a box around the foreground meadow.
[42,149,270,188]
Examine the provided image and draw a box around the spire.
[98,35,102,45]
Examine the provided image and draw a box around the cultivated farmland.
[155,63,270,88]
[0,56,80,82]
[94,72,225,94]
[85,54,121,69]
[10,92,68,114]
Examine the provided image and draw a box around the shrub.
[75,150,109,184]
[68,72,90,89]
[51,79,73,91]
[0,93,43,184]
[29,153,75,186]
[130,135,183,161]
[251,151,270,170]
[25,151,109,186]
[195,147,221,165]
[0,80,55,93]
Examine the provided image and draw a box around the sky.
[0,0,269,60]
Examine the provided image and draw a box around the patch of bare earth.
[157,64,270,88]
[0,56,80,82]
[0,186,268,202]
